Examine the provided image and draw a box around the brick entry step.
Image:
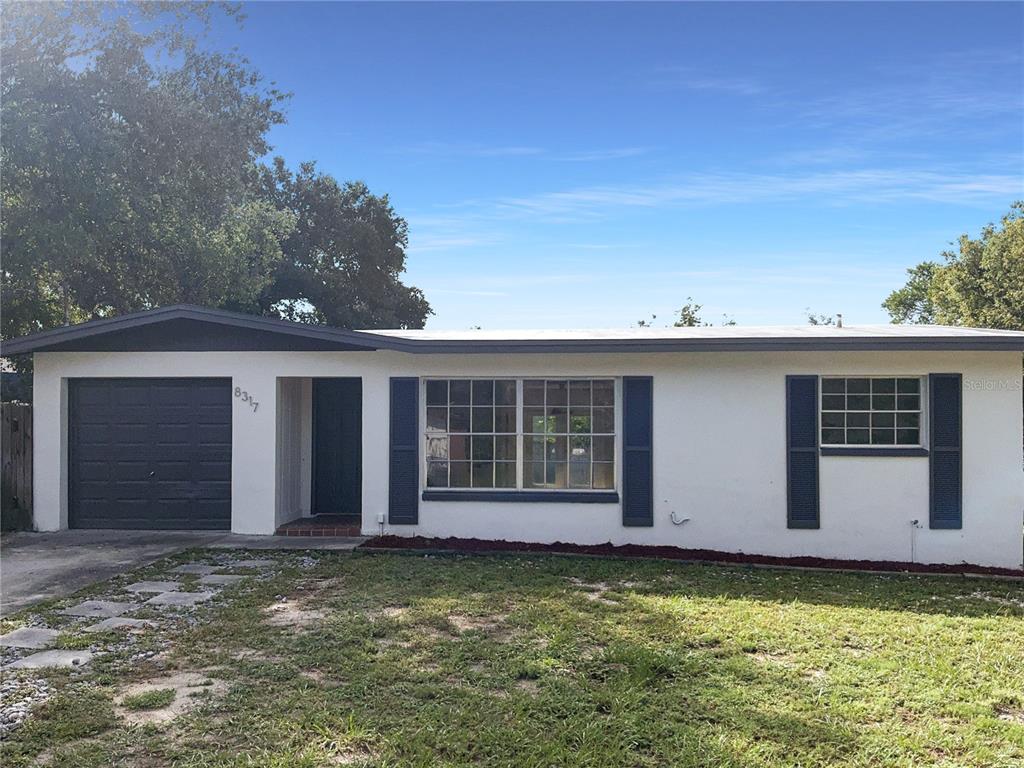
[275,515,362,537]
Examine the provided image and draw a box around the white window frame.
[421,376,621,493]
[819,374,927,449]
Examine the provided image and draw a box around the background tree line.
[1,1,430,343]
[647,205,1022,331]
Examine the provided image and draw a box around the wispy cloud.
[559,147,652,162]
[406,232,500,255]
[562,242,644,250]
[402,164,1019,262]
[649,66,764,96]
[794,48,1023,142]
[394,143,654,163]
[487,168,1020,220]
[397,142,545,158]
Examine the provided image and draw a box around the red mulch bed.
[359,535,1024,578]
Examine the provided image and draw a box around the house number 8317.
[234,387,260,413]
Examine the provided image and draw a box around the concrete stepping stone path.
[0,627,60,650]
[125,581,181,594]
[4,650,93,670]
[83,617,156,633]
[170,564,222,575]
[146,591,216,607]
[198,574,249,586]
[230,559,276,568]
[60,600,138,619]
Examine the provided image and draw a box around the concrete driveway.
[0,530,227,616]
[0,530,366,616]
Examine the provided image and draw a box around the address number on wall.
[234,387,260,413]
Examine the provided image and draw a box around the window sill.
[421,490,620,504]
[820,447,928,457]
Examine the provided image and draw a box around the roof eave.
[0,305,403,355]
[376,337,1024,354]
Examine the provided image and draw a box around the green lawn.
[3,551,1023,767]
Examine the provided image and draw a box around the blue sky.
[215,2,1022,329]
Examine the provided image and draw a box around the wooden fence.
[1,402,33,530]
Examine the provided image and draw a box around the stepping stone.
[145,591,216,607]
[230,559,276,568]
[60,600,138,618]
[0,627,60,650]
[199,574,248,586]
[4,650,93,670]
[170,564,221,575]
[125,580,181,594]
[83,617,156,633]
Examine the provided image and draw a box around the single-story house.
[3,305,1022,569]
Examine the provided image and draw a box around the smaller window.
[820,376,922,447]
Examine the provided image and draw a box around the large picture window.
[820,376,922,447]
[424,378,616,491]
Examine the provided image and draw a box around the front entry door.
[312,378,362,515]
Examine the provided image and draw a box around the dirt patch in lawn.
[567,577,621,605]
[448,613,513,641]
[361,535,1024,577]
[263,601,326,630]
[748,649,797,668]
[115,671,227,725]
[997,707,1024,724]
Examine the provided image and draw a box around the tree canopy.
[883,203,1024,330]
[1,1,430,342]
[250,160,430,329]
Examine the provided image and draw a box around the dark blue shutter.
[389,377,419,524]
[786,375,819,529]
[929,373,962,529]
[622,376,653,527]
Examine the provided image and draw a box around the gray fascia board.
[381,337,1024,354]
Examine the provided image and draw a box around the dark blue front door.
[312,378,362,515]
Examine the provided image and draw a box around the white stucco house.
[3,305,1023,569]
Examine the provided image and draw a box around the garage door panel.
[75,386,114,406]
[198,408,232,425]
[194,460,232,481]
[153,423,192,444]
[77,461,110,481]
[150,386,192,405]
[196,423,232,445]
[109,423,151,444]
[70,378,232,530]
[153,460,191,481]
[75,425,112,445]
[194,385,230,403]
[117,391,151,407]
[193,499,230,518]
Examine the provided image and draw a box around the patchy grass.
[120,688,176,711]
[2,551,1023,767]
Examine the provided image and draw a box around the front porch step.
[275,515,362,537]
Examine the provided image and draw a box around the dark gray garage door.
[69,378,232,529]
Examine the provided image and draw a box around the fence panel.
[1,402,33,529]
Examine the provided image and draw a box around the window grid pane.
[820,376,923,447]
[523,379,614,490]
[425,379,517,488]
[426,378,615,491]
